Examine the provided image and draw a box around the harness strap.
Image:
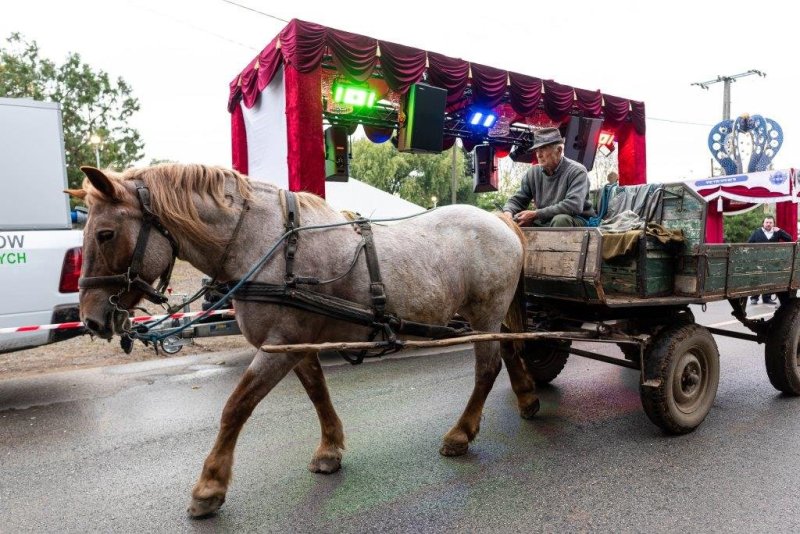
[355,220,387,321]
[281,190,299,286]
[223,282,471,340]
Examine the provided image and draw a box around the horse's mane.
[85,163,335,247]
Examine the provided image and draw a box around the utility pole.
[691,69,766,121]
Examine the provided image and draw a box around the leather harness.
[81,185,470,359]
[222,191,471,355]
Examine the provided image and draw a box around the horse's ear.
[64,188,87,200]
[80,166,118,200]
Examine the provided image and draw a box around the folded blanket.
[600,220,685,260]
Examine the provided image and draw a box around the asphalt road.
[1,300,799,532]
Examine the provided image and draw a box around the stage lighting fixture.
[332,80,377,108]
[468,109,497,129]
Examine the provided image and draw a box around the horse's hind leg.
[293,352,345,474]
[188,349,304,519]
[440,336,502,457]
[499,340,540,419]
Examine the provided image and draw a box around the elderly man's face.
[535,144,562,174]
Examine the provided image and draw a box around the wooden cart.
[521,183,800,434]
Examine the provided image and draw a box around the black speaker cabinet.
[562,116,604,171]
[324,126,348,181]
[397,83,447,154]
[473,144,498,193]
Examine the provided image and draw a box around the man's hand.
[512,210,537,226]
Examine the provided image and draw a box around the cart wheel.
[160,335,183,355]
[640,323,719,434]
[765,299,800,395]
[522,339,571,386]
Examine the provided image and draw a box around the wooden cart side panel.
[726,243,795,296]
[523,229,600,278]
[792,245,800,290]
[522,228,604,303]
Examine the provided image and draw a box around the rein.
[79,180,180,305]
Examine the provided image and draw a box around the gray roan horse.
[69,164,539,518]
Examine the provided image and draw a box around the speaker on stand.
[473,144,498,193]
[324,125,349,182]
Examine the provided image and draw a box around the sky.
[3,0,799,184]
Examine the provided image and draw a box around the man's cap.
[531,127,565,150]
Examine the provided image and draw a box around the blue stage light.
[468,109,497,129]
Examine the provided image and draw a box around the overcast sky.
[3,0,798,183]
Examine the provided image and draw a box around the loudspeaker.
[397,83,447,154]
[563,116,604,171]
[509,144,535,164]
[324,126,348,182]
[473,144,498,193]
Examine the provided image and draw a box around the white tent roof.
[324,178,425,219]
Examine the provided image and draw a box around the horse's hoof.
[519,397,540,420]
[187,495,225,519]
[308,454,342,474]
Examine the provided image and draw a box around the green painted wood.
[524,277,600,301]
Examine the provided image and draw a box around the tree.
[349,137,479,208]
[1,33,144,188]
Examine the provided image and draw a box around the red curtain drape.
[617,122,647,186]
[777,201,798,241]
[230,104,248,174]
[284,65,325,196]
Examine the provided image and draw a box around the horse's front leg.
[293,352,345,474]
[188,349,304,518]
[440,338,502,457]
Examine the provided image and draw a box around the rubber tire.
[522,339,571,386]
[765,299,800,395]
[640,323,720,434]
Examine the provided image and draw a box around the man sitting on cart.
[748,215,793,305]
[502,127,596,227]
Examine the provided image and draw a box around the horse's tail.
[497,214,527,356]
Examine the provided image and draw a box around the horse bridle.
[79,180,180,305]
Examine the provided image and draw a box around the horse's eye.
[96,230,115,243]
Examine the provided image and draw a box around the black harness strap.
[282,190,300,286]
[356,220,387,321]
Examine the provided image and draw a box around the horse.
[68,163,540,518]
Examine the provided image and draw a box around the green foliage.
[723,207,769,243]
[349,138,478,208]
[1,33,144,189]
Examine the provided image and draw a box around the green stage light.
[332,81,377,108]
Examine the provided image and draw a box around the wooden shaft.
[260,331,595,354]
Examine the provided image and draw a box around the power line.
[126,0,260,51]
[221,0,289,23]
[646,117,716,127]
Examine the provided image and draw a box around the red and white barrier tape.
[0,309,235,335]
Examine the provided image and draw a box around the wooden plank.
[523,229,600,278]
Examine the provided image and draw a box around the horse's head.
[68,166,179,339]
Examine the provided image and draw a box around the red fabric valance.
[229,19,646,130]
[378,41,427,94]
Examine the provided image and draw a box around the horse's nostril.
[84,318,102,333]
